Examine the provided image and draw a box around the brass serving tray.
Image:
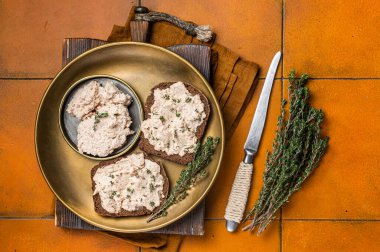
[35,42,224,233]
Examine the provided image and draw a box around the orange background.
[1,0,379,251]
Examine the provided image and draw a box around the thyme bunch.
[147,136,220,222]
[243,70,329,234]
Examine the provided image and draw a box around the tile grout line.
[280,209,283,252]
[0,216,54,220]
[204,217,282,221]
[0,77,54,80]
[258,77,380,80]
[282,218,380,222]
[3,217,378,222]
[202,218,380,222]
[3,216,378,222]
[281,0,285,80]
[282,77,380,80]
[280,0,284,251]
[2,77,379,81]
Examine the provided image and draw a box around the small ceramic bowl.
[59,75,143,160]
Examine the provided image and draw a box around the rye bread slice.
[91,154,169,217]
[139,82,211,165]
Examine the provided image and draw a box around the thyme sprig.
[147,136,220,222]
[93,112,108,131]
[243,70,329,234]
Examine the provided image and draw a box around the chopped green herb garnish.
[150,202,155,207]
[185,97,192,103]
[159,116,165,123]
[176,112,181,117]
[99,112,108,117]
[147,169,152,174]
[163,94,170,100]
[93,112,109,131]
[149,183,154,192]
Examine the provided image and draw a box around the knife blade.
[224,51,281,232]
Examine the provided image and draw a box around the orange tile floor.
[1,0,379,251]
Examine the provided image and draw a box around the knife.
[224,51,281,232]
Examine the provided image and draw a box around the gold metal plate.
[35,42,224,233]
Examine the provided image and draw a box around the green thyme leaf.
[150,183,154,192]
[243,70,329,235]
[147,136,220,222]
[93,112,109,130]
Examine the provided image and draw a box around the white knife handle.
[224,162,253,225]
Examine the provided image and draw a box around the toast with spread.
[139,81,210,165]
[91,153,169,217]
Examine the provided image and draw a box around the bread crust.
[138,82,211,165]
[91,154,169,217]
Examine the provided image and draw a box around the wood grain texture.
[62,38,107,67]
[130,21,150,42]
[168,45,211,82]
[56,38,212,235]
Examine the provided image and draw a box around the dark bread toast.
[91,154,169,217]
[139,82,210,165]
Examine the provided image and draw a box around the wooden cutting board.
[55,38,211,235]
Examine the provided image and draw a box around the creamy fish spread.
[141,82,206,156]
[93,153,165,213]
[66,80,134,157]
[66,80,100,119]
[77,104,134,157]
